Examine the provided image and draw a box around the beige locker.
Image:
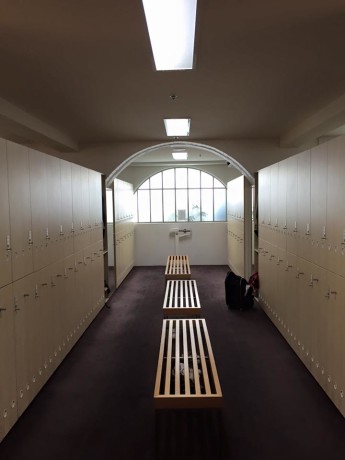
[72,164,83,252]
[258,167,270,243]
[274,247,287,335]
[29,148,49,271]
[60,160,74,258]
[35,265,62,380]
[325,271,345,412]
[0,284,17,441]
[283,252,299,350]
[326,136,345,277]
[46,154,62,265]
[0,140,12,288]
[57,256,76,358]
[276,160,287,250]
[286,156,298,256]
[7,141,33,281]
[13,273,42,416]
[297,151,311,261]
[81,166,91,249]
[269,163,279,247]
[310,143,328,269]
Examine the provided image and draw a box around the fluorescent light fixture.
[164,118,191,136]
[142,0,197,71]
[172,151,188,160]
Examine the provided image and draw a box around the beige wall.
[258,135,345,417]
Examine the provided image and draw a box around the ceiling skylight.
[164,118,191,136]
[142,0,197,71]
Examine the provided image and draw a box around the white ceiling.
[0,0,344,164]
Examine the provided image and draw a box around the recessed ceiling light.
[172,151,188,160]
[164,118,191,136]
[142,0,197,71]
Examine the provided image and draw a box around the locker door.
[0,284,17,441]
[35,264,61,382]
[29,148,48,271]
[286,156,298,256]
[326,272,345,413]
[60,160,74,258]
[284,252,298,350]
[297,151,311,261]
[13,273,41,416]
[326,136,345,278]
[258,166,270,243]
[277,160,287,251]
[310,143,328,268]
[81,166,90,249]
[46,154,62,265]
[72,164,83,252]
[275,247,287,335]
[0,140,12,288]
[270,163,279,247]
[7,141,33,281]
[57,256,75,358]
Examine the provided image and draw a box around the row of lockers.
[258,240,345,416]
[259,136,345,277]
[258,135,345,418]
[227,176,245,278]
[0,240,105,441]
[0,138,106,441]
[114,179,134,288]
[0,139,103,288]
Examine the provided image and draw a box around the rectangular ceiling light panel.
[172,151,188,160]
[164,118,191,136]
[142,0,197,71]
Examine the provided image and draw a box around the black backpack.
[225,270,254,310]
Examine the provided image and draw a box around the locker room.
[0,2,345,459]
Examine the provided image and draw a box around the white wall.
[135,222,227,266]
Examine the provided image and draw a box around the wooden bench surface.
[154,318,222,409]
[163,280,201,317]
[165,255,191,280]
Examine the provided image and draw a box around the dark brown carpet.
[1,266,344,460]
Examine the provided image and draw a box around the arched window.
[135,168,226,222]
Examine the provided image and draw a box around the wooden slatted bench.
[154,318,222,409]
[165,255,191,280]
[163,280,201,317]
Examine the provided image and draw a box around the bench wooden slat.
[189,319,201,395]
[154,319,222,409]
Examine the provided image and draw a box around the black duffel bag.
[225,270,254,310]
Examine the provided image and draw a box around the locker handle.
[41,283,48,286]
[296,272,304,279]
[24,294,30,297]
[0,308,7,312]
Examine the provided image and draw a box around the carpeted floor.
[1,266,344,460]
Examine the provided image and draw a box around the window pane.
[176,189,188,221]
[201,171,213,188]
[175,168,187,188]
[137,190,150,222]
[188,168,200,188]
[163,169,175,188]
[163,190,175,221]
[214,188,226,221]
[214,177,224,188]
[151,190,163,221]
[201,189,213,221]
[188,189,201,221]
[150,172,162,189]
[140,178,150,189]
